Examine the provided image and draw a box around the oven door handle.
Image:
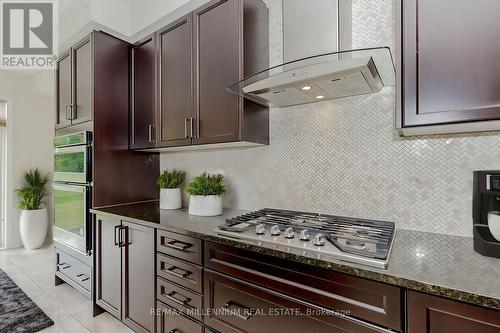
[52,183,87,192]
[54,145,87,155]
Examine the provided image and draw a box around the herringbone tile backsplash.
[160,0,500,237]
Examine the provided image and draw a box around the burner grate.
[225,208,396,260]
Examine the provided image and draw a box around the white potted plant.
[16,169,50,250]
[157,169,186,210]
[187,173,226,216]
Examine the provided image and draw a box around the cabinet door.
[72,36,92,125]
[193,0,241,144]
[131,37,156,149]
[408,291,500,333]
[157,14,193,147]
[95,217,122,319]
[56,50,72,129]
[401,0,500,127]
[122,222,155,333]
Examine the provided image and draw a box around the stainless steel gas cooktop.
[215,208,396,269]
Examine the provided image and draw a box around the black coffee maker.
[473,171,500,258]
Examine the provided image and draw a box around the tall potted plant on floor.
[16,169,50,250]
[157,169,186,210]
[187,172,226,216]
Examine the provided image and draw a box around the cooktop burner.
[215,208,396,269]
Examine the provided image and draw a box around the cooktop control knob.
[270,225,281,236]
[313,234,326,246]
[255,224,266,235]
[284,227,295,239]
[300,229,311,241]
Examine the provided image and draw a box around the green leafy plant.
[187,173,226,196]
[16,168,50,210]
[157,169,186,189]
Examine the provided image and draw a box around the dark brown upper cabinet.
[397,0,500,135]
[132,0,269,150]
[55,36,92,129]
[156,14,193,148]
[131,37,156,149]
[55,30,159,207]
[192,0,269,146]
[72,37,92,125]
[56,51,72,129]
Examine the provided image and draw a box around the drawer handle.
[169,330,183,333]
[165,290,192,306]
[223,301,253,321]
[76,273,89,282]
[57,263,70,270]
[165,239,192,251]
[166,265,192,278]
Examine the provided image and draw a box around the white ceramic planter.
[19,207,48,250]
[188,195,222,216]
[488,211,500,242]
[160,188,182,210]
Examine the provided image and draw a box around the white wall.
[58,0,194,49]
[0,70,54,249]
[129,0,190,36]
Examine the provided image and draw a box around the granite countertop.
[91,201,500,311]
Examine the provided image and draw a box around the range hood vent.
[227,47,395,108]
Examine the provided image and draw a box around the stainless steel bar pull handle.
[114,225,121,246]
[223,301,253,320]
[184,118,190,139]
[165,239,192,251]
[165,265,192,278]
[57,263,70,269]
[168,329,182,333]
[165,290,191,305]
[70,104,76,120]
[148,124,155,143]
[65,105,71,120]
[76,273,89,282]
[190,117,196,138]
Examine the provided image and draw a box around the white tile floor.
[0,244,133,333]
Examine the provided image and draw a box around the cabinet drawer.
[157,253,203,293]
[157,230,202,265]
[157,277,203,321]
[55,247,91,292]
[205,270,392,333]
[205,242,402,331]
[156,302,204,333]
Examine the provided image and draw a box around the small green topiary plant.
[157,169,186,189]
[16,168,50,210]
[187,173,226,196]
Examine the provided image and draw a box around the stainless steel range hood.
[226,0,395,108]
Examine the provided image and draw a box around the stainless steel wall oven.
[53,131,92,254]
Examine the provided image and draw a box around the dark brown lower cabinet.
[122,222,155,332]
[204,270,392,333]
[156,302,204,333]
[205,242,402,331]
[408,291,500,333]
[96,217,122,319]
[95,216,155,332]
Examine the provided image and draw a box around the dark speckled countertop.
[91,201,500,311]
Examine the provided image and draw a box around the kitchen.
[0,0,500,332]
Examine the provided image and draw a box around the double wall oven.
[53,131,92,254]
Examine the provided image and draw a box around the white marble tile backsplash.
[160,0,500,237]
